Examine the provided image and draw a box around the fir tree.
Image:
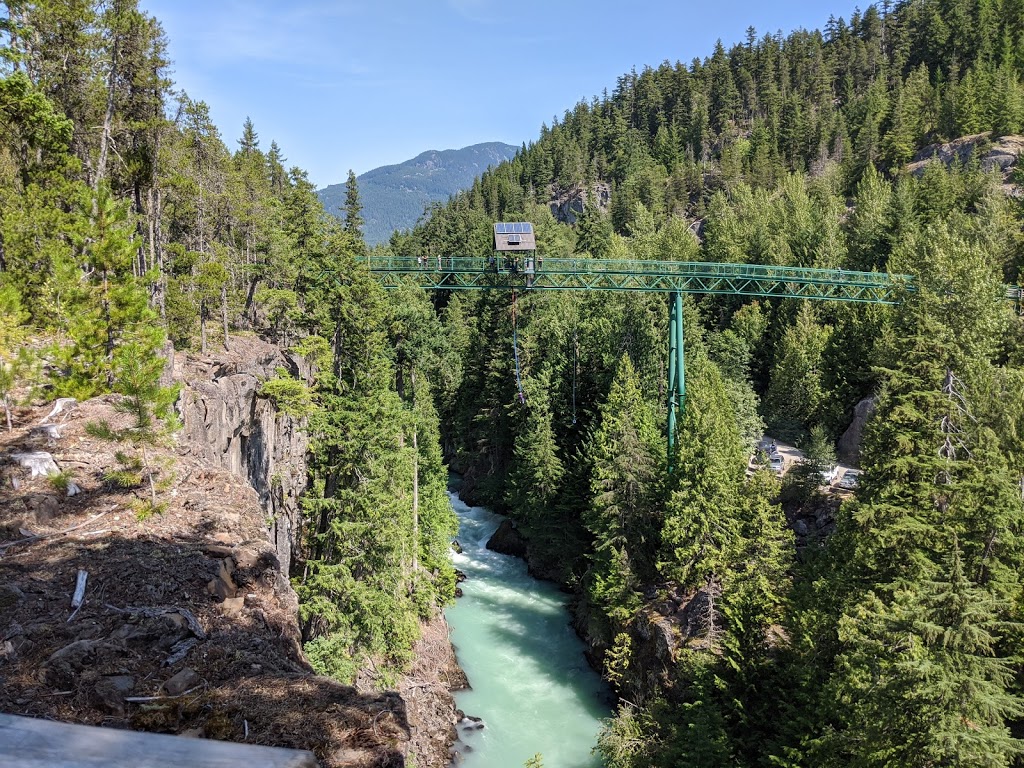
[584,354,662,628]
[342,168,364,237]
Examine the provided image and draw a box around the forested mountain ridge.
[387,0,1024,765]
[318,142,518,246]
[3,0,1024,765]
[0,0,461,748]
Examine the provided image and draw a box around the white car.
[836,470,861,490]
[818,466,838,485]
[769,454,785,475]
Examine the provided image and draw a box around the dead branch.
[67,569,88,621]
[103,604,206,640]
[0,510,112,553]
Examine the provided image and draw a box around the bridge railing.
[363,255,902,288]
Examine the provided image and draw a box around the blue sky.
[138,1,849,188]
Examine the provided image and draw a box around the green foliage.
[299,627,362,684]
[763,303,833,441]
[660,352,746,590]
[827,543,1023,767]
[259,369,312,418]
[47,470,75,494]
[5,1,1024,760]
[0,285,36,428]
[596,702,657,768]
[782,424,836,505]
[506,373,564,537]
[585,355,663,629]
[393,4,1024,765]
[85,342,179,510]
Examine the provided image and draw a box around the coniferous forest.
[3,0,1024,766]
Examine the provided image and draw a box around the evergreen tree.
[763,303,832,441]
[584,354,662,629]
[506,372,564,540]
[828,541,1023,767]
[342,168,364,237]
[85,341,179,512]
[659,353,746,593]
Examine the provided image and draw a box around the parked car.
[836,469,861,490]
[818,465,838,485]
[769,454,785,475]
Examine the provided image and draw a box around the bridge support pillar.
[667,291,685,470]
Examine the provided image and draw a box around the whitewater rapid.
[445,490,610,767]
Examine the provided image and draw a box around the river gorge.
[445,490,610,767]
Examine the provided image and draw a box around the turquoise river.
[445,490,610,767]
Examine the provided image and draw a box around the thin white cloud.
[180,1,363,67]
[446,0,498,25]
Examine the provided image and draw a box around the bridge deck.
[362,256,911,303]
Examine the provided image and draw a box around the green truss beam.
[360,256,912,304]
[358,255,1023,467]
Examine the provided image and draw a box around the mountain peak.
[318,142,519,246]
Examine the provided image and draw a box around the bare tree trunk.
[244,276,259,328]
[200,299,207,355]
[221,285,229,350]
[103,271,115,386]
[154,187,166,319]
[134,180,146,278]
[96,10,121,188]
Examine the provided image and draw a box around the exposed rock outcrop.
[485,519,528,558]
[549,182,612,224]
[1,336,466,767]
[575,580,727,705]
[176,337,310,575]
[906,132,1024,196]
[395,613,467,767]
[0,390,409,767]
[838,396,876,465]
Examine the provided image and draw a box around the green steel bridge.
[363,255,909,303]
[359,255,1023,463]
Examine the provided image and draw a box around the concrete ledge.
[0,713,317,768]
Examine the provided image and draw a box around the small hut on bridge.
[493,222,537,279]
[493,221,536,252]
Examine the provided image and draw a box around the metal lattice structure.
[361,256,910,304]
[1009,284,1024,315]
[359,254,916,466]
[358,254,1022,464]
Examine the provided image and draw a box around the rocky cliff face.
[548,182,612,225]
[176,337,463,767]
[175,338,309,576]
[906,132,1024,196]
[176,338,463,767]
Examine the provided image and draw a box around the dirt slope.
[0,340,458,767]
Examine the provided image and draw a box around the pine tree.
[763,303,832,441]
[584,354,662,628]
[506,372,564,538]
[342,168,364,237]
[829,540,1023,767]
[85,341,179,512]
[659,353,746,592]
[0,283,34,430]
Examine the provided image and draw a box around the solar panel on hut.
[493,222,536,252]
